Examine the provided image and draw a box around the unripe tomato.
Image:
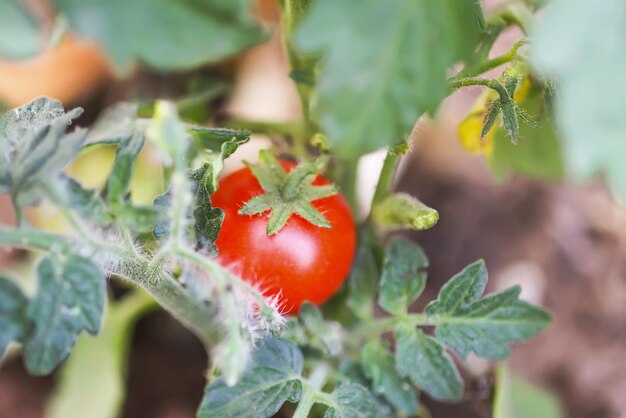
[211,160,356,314]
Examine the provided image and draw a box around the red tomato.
[211,160,356,314]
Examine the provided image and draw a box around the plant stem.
[293,363,334,418]
[175,246,271,310]
[293,389,316,418]
[371,152,400,207]
[225,118,305,138]
[350,313,436,342]
[453,39,527,80]
[132,260,220,345]
[0,226,74,252]
[281,0,316,150]
[0,224,222,347]
[449,77,511,104]
[11,195,25,227]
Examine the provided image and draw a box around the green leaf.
[295,0,483,158]
[481,100,502,139]
[83,103,140,147]
[45,291,156,418]
[378,236,428,315]
[149,101,189,166]
[0,98,85,201]
[425,260,551,360]
[197,338,304,418]
[532,0,626,196]
[190,127,251,153]
[106,131,145,207]
[395,324,463,402]
[361,340,419,415]
[60,176,113,224]
[189,165,226,251]
[24,255,106,375]
[0,0,42,59]
[56,0,266,73]
[346,247,379,320]
[372,193,439,232]
[501,102,519,144]
[298,303,342,356]
[324,382,378,418]
[195,130,249,194]
[493,365,563,418]
[336,361,396,418]
[0,276,32,357]
[489,83,564,181]
[154,164,224,255]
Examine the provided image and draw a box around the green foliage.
[55,0,266,73]
[46,291,156,418]
[197,338,304,418]
[106,131,144,208]
[346,247,379,320]
[490,83,564,181]
[192,130,249,194]
[0,98,85,204]
[295,0,483,158]
[0,0,42,59]
[378,236,428,315]
[24,255,105,375]
[198,238,548,416]
[425,260,551,360]
[0,277,31,357]
[324,382,378,418]
[361,340,419,415]
[533,0,626,196]
[153,164,225,255]
[372,193,439,232]
[395,324,463,402]
[0,0,562,416]
[297,303,342,356]
[0,97,282,393]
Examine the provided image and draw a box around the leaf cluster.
[199,236,551,417]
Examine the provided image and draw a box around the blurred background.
[1,0,625,418]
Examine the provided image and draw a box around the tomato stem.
[225,118,305,138]
[452,39,527,80]
[372,152,400,207]
[293,362,336,418]
[349,313,436,344]
[449,77,511,105]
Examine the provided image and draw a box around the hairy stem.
[175,246,273,313]
[0,226,74,253]
[225,118,305,138]
[449,77,511,104]
[350,313,436,343]
[453,39,527,80]
[0,225,222,349]
[281,0,316,151]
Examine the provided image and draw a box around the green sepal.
[238,150,338,236]
[481,100,502,139]
[372,193,438,232]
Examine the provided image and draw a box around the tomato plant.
[212,156,356,314]
[3,0,622,417]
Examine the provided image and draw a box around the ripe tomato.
[211,160,356,314]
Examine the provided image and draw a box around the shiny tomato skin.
[211,161,356,314]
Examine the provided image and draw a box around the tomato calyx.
[238,150,338,236]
